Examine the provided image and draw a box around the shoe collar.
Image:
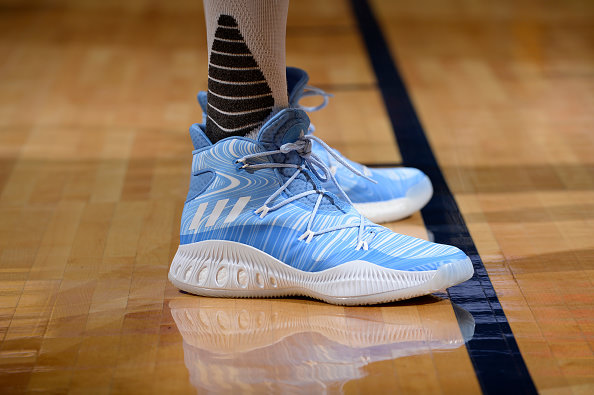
[194,67,309,124]
[189,123,212,150]
[287,67,310,108]
[190,67,317,150]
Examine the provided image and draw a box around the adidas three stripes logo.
[206,15,274,142]
[189,196,251,231]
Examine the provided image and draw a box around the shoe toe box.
[367,230,469,272]
[373,167,428,194]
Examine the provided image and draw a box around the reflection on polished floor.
[170,297,474,393]
[1,0,593,393]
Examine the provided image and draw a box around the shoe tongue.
[287,67,310,108]
[257,108,341,212]
[257,108,309,177]
[257,108,309,148]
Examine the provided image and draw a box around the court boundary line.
[350,1,538,393]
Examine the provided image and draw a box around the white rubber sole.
[352,175,433,223]
[168,240,474,306]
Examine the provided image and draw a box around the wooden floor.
[0,0,592,393]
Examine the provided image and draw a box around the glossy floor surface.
[0,0,593,393]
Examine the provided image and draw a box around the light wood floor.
[0,0,592,393]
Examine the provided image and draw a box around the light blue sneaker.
[196,67,433,223]
[286,67,433,223]
[168,107,473,305]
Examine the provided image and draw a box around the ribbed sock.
[203,0,289,143]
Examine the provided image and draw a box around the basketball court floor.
[0,0,592,393]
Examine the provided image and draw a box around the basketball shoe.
[168,107,473,305]
[196,67,433,223]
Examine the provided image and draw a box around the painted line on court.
[350,1,537,393]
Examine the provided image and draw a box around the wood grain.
[0,0,592,393]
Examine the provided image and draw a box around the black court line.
[350,1,538,394]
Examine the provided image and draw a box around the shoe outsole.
[168,240,474,306]
[352,175,433,223]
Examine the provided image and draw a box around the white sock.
[203,0,290,142]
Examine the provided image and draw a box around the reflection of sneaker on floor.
[169,106,473,305]
[196,67,432,224]
[170,298,475,393]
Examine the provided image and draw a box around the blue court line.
[350,1,538,393]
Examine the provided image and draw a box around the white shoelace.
[296,85,335,137]
[236,133,376,250]
[295,85,333,112]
